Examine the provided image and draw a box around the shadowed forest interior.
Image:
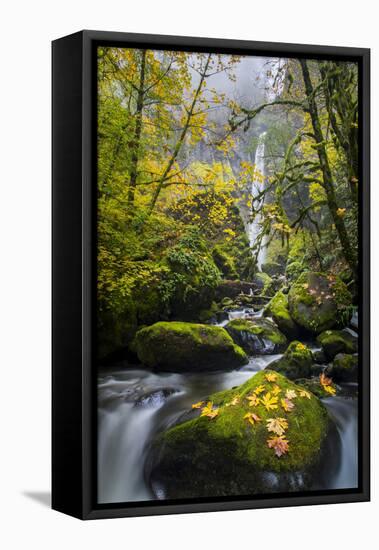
[97,47,359,504]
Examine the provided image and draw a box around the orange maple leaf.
[267,436,290,457]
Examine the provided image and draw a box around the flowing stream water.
[97,307,358,504]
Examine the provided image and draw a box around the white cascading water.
[248,131,267,269]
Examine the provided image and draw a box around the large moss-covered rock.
[225,317,287,355]
[133,321,248,371]
[325,353,358,383]
[265,290,299,339]
[288,272,352,334]
[317,330,358,360]
[149,370,331,498]
[269,341,314,380]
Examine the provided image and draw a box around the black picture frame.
[52,30,370,520]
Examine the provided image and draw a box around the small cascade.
[248,131,267,269]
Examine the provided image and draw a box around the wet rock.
[325,353,358,383]
[133,321,248,371]
[226,317,287,355]
[269,341,314,380]
[134,388,180,407]
[264,290,299,339]
[149,370,331,499]
[288,272,352,334]
[317,329,358,360]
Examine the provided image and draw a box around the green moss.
[133,321,248,371]
[265,291,299,338]
[326,353,358,382]
[253,272,274,295]
[158,370,329,474]
[226,317,287,354]
[270,341,313,380]
[317,330,357,360]
[288,272,352,334]
[212,245,238,279]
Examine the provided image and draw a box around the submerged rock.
[269,341,314,380]
[133,321,248,371]
[225,317,287,355]
[134,388,180,408]
[288,272,352,334]
[149,370,331,499]
[264,290,299,339]
[317,329,358,360]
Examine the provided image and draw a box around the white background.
[0,0,376,548]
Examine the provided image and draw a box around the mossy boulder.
[317,330,358,360]
[261,261,283,277]
[149,370,331,498]
[133,321,248,371]
[288,272,352,334]
[325,353,358,383]
[269,341,313,380]
[225,317,287,355]
[265,290,299,339]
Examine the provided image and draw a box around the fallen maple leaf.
[244,412,262,426]
[281,397,295,412]
[200,402,219,419]
[267,435,290,457]
[247,394,260,407]
[192,401,204,409]
[285,389,297,400]
[265,372,277,382]
[266,417,288,436]
[299,389,311,399]
[261,392,279,411]
[254,384,266,395]
[272,384,282,396]
[323,384,336,396]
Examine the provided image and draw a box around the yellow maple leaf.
[267,435,290,457]
[244,412,262,426]
[272,384,282,396]
[336,207,346,217]
[265,372,277,382]
[323,385,336,396]
[285,389,297,400]
[299,389,311,399]
[192,401,204,409]
[281,397,295,412]
[254,384,266,395]
[200,402,219,419]
[266,417,288,436]
[247,394,260,407]
[261,392,279,411]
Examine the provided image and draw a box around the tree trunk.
[127,50,146,211]
[300,59,357,278]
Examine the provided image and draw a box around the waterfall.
[248,131,267,269]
